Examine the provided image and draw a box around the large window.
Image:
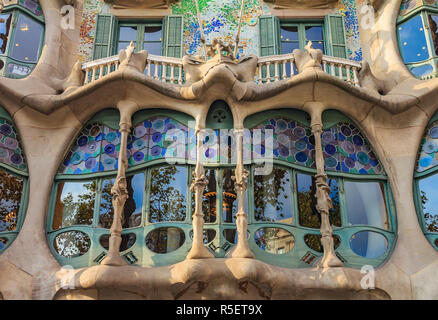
[0,107,28,253]
[48,107,395,270]
[280,22,325,54]
[397,3,438,79]
[0,2,44,78]
[245,110,395,269]
[414,113,438,250]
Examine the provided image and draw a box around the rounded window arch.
[47,109,196,268]
[397,0,438,79]
[0,106,28,253]
[414,112,438,250]
[0,0,44,78]
[241,109,396,269]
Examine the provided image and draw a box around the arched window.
[244,109,396,269]
[0,106,28,253]
[397,0,438,79]
[47,109,195,268]
[0,0,44,78]
[414,112,438,250]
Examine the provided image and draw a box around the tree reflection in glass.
[429,14,438,56]
[149,165,186,223]
[53,180,95,230]
[222,169,237,223]
[297,173,341,228]
[0,169,23,232]
[99,172,145,228]
[254,167,292,223]
[419,174,438,232]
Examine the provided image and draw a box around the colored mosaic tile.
[0,118,26,171]
[78,0,104,62]
[19,0,43,17]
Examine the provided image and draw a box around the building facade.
[0,0,438,300]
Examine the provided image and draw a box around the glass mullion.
[144,166,152,226]
[291,169,299,227]
[337,177,348,228]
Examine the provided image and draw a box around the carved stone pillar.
[186,129,214,259]
[307,103,343,268]
[230,129,254,258]
[101,100,139,266]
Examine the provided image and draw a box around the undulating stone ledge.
[53,258,391,300]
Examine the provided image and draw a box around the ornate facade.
[0,0,438,300]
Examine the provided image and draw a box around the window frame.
[413,112,438,250]
[0,4,45,79]
[279,19,327,55]
[397,5,438,79]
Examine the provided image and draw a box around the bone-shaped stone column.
[186,129,214,259]
[101,100,139,266]
[306,102,343,268]
[230,128,254,258]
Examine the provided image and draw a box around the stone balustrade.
[82,52,362,86]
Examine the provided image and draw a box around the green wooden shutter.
[162,15,184,58]
[325,14,347,58]
[93,14,117,60]
[259,15,280,56]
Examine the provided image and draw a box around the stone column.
[186,129,214,259]
[306,102,343,268]
[230,128,254,258]
[101,100,138,266]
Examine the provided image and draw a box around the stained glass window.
[417,120,438,172]
[251,118,315,168]
[322,122,383,175]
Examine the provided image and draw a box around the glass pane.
[149,165,187,223]
[254,167,292,223]
[297,173,341,228]
[0,237,7,250]
[119,26,137,42]
[350,231,388,258]
[305,26,323,41]
[281,41,300,54]
[53,181,95,230]
[281,25,299,41]
[411,64,434,78]
[117,41,131,53]
[418,174,438,232]
[0,13,12,54]
[99,233,136,252]
[11,14,43,63]
[145,227,185,254]
[189,229,216,244]
[144,26,162,41]
[53,231,91,258]
[201,169,217,223]
[222,169,237,223]
[428,14,438,56]
[311,41,324,53]
[254,227,295,254]
[99,172,145,228]
[223,229,249,244]
[0,169,23,232]
[143,42,162,55]
[345,181,389,229]
[398,14,429,63]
